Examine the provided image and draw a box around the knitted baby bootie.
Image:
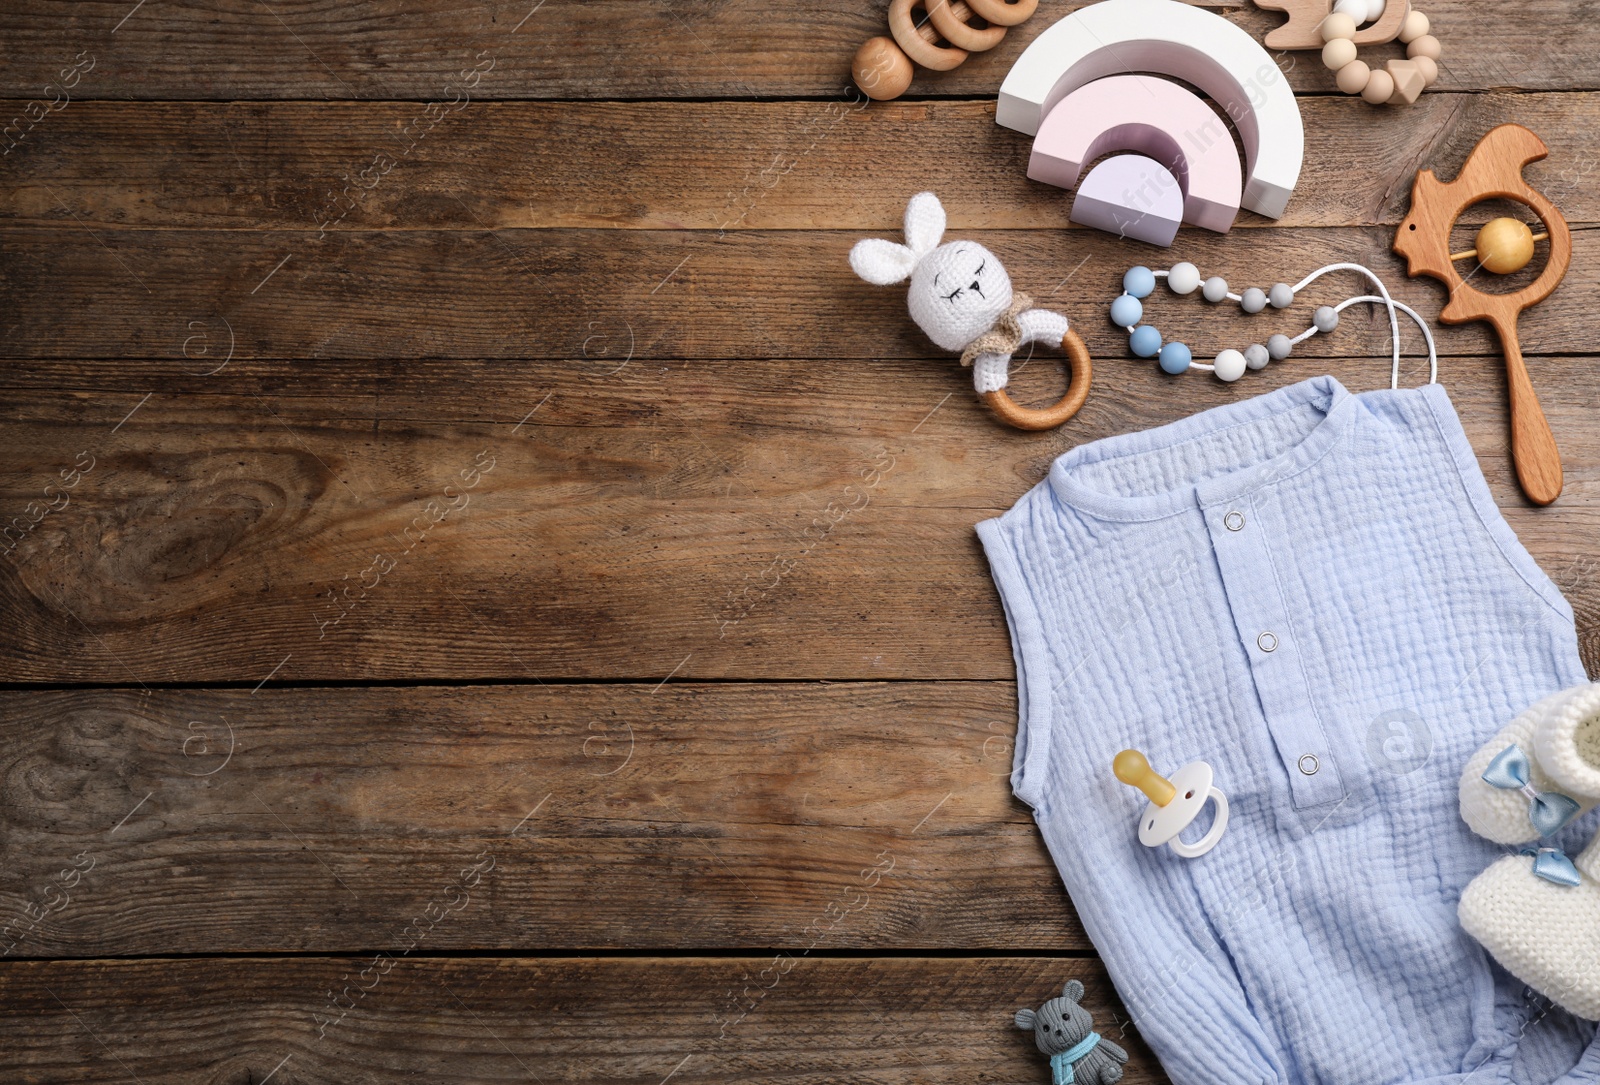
[1459,682,1600,845]
[1458,680,1600,1021]
[1459,833,1600,1021]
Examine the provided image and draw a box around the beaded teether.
[1114,749,1230,859]
[1108,261,1438,387]
[1319,3,1441,106]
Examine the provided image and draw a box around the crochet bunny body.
[850,192,1071,396]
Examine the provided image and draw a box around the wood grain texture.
[0,684,1082,955]
[0,0,1587,100]
[1,226,1597,364]
[7,93,1600,232]
[0,956,1163,1085]
[0,361,1595,683]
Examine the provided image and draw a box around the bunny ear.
[903,191,946,254]
[850,238,918,285]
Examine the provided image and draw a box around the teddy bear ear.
[903,191,946,255]
[849,238,918,285]
[1062,980,1085,1002]
[1014,1009,1038,1031]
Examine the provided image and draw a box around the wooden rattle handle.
[1494,317,1564,506]
[980,328,1093,431]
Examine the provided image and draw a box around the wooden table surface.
[1,1,1596,1081]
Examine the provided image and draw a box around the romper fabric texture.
[976,376,1600,1085]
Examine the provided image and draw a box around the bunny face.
[907,240,1012,351]
[850,191,1014,352]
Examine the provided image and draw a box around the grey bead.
[1240,287,1267,314]
[1312,305,1339,333]
[1267,333,1293,360]
[1202,276,1229,302]
[1244,343,1270,370]
[1269,282,1294,309]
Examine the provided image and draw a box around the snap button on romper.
[976,376,1600,1084]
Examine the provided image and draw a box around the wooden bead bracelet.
[1321,3,1441,105]
[852,0,1039,102]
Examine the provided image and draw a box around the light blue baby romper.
[976,376,1600,1085]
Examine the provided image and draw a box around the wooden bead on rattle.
[1114,748,1230,859]
[1450,216,1549,275]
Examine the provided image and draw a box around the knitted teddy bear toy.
[848,191,1090,431]
[1014,980,1129,1085]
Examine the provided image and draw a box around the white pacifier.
[1114,749,1230,859]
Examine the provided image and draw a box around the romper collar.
[1048,375,1355,522]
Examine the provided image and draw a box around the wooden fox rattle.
[1393,124,1571,506]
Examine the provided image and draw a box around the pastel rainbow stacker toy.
[1114,749,1230,858]
[995,0,1305,245]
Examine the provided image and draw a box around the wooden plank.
[6,93,1600,231]
[0,684,1076,955]
[0,956,1167,1084]
[0,355,1596,682]
[0,226,1596,363]
[0,0,1585,100]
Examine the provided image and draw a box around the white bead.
[1167,261,1201,294]
[1213,349,1247,382]
[1365,0,1385,21]
[1203,276,1229,302]
[1332,0,1365,22]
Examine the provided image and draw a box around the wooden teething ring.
[1392,124,1572,506]
[965,0,1040,26]
[980,327,1094,431]
[854,0,1041,100]
[889,0,970,70]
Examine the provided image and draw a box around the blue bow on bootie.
[1483,745,1582,838]
[1519,845,1584,888]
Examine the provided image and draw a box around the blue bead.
[1158,342,1192,374]
[1122,266,1156,299]
[1129,325,1162,357]
[1110,294,1143,328]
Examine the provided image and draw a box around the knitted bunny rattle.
[850,192,1092,431]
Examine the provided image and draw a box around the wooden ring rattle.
[1393,124,1571,506]
[852,0,1042,101]
[981,328,1093,431]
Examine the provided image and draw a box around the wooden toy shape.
[851,0,1040,101]
[996,0,1304,219]
[1071,154,1185,247]
[1257,0,1407,51]
[981,329,1094,431]
[1393,124,1571,506]
[1029,75,1243,234]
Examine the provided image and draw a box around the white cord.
[1290,263,1403,386]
